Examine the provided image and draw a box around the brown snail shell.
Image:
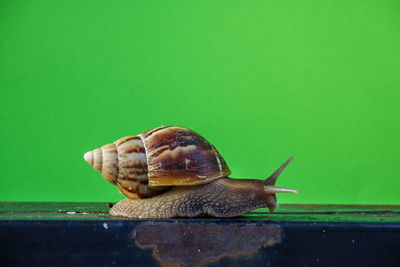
[84,126,231,199]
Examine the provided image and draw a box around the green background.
[1,1,399,204]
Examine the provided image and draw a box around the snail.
[84,126,298,218]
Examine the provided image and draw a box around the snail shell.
[84,126,231,199]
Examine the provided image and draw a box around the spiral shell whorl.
[139,126,231,187]
[84,144,118,185]
[84,136,167,199]
[99,143,118,184]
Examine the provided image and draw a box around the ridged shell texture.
[84,126,231,199]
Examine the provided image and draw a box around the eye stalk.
[264,186,298,194]
[263,156,298,194]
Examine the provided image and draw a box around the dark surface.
[0,202,399,266]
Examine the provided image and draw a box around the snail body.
[84,126,297,218]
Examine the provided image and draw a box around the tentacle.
[265,156,294,186]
